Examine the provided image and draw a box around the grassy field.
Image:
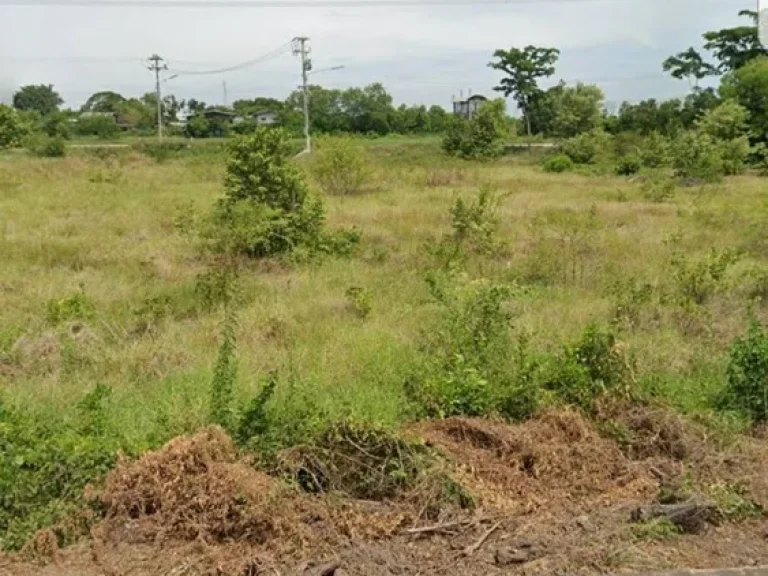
[1,137,767,548]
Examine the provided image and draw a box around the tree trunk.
[525,109,532,149]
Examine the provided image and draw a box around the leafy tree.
[82,91,126,113]
[115,99,154,131]
[663,47,717,88]
[232,97,284,117]
[720,57,768,142]
[696,99,750,141]
[42,111,72,139]
[703,10,766,73]
[488,45,560,138]
[75,115,119,139]
[185,114,211,138]
[549,82,604,138]
[443,98,508,159]
[13,84,63,116]
[0,104,29,148]
[615,99,685,136]
[427,105,450,133]
[186,99,207,115]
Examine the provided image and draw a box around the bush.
[615,154,641,176]
[46,291,94,325]
[542,154,574,173]
[75,114,119,140]
[721,320,768,424]
[638,132,671,168]
[641,173,676,203]
[311,136,371,195]
[718,136,750,176]
[671,131,724,182]
[561,130,613,164]
[543,324,635,411]
[0,104,28,149]
[450,187,501,255]
[696,100,750,141]
[202,128,325,259]
[442,99,508,160]
[25,134,66,158]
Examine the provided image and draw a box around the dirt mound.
[415,410,658,514]
[97,426,282,545]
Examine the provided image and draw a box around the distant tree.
[443,98,508,159]
[427,105,450,133]
[185,114,211,138]
[549,82,605,138]
[232,97,284,117]
[663,47,717,88]
[703,10,766,73]
[488,45,560,138]
[13,84,63,116]
[115,99,154,131]
[82,91,126,113]
[720,56,768,142]
[186,99,207,115]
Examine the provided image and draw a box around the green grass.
[1,137,767,547]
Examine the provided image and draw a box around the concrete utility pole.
[293,36,311,154]
[147,54,167,141]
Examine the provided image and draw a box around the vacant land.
[1,139,768,574]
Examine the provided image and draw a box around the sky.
[0,0,754,113]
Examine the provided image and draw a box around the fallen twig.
[406,519,471,535]
[462,521,502,557]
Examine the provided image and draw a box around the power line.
[0,0,709,7]
[168,41,294,75]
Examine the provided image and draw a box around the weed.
[631,518,681,541]
[707,482,764,520]
[209,307,238,431]
[640,173,676,203]
[345,286,373,319]
[450,187,502,255]
[668,246,740,306]
[610,278,655,330]
[195,265,240,312]
[237,373,278,444]
[46,291,95,326]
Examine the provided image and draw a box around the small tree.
[0,104,28,149]
[312,136,371,195]
[488,45,559,138]
[663,47,717,89]
[720,57,768,143]
[722,320,768,424]
[442,99,508,160]
[549,82,605,138]
[205,128,325,258]
[696,99,750,141]
[13,84,63,116]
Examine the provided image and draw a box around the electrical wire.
[167,40,294,75]
[0,0,710,7]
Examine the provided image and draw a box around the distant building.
[453,94,488,120]
[253,111,279,126]
[203,107,237,122]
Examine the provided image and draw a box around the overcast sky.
[0,0,751,112]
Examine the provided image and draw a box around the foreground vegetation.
[1,131,768,551]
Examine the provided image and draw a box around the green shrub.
[542,154,574,173]
[312,136,371,195]
[671,131,724,182]
[717,136,750,176]
[450,187,502,255]
[638,132,671,168]
[24,134,66,158]
[442,99,508,160]
[721,320,768,424]
[75,114,119,140]
[669,246,740,306]
[561,130,613,165]
[202,128,325,259]
[134,141,188,163]
[640,173,676,203]
[615,154,641,176]
[210,307,238,431]
[543,324,635,411]
[0,104,29,149]
[696,100,750,142]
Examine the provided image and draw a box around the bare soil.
[3,409,768,576]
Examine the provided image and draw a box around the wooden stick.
[406,520,470,535]
[461,521,502,557]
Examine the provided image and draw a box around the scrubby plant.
[0,104,29,149]
[671,131,724,182]
[638,132,671,168]
[312,136,371,195]
[668,246,740,306]
[345,286,373,319]
[561,130,613,165]
[717,136,750,176]
[25,135,66,158]
[210,307,238,431]
[640,173,676,203]
[721,320,768,424]
[442,99,508,160]
[46,291,95,326]
[450,187,502,255]
[541,153,573,173]
[542,324,635,411]
[202,128,326,258]
[615,154,641,176]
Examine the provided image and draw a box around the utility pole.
[293,36,311,153]
[223,81,228,107]
[147,54,167,141]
